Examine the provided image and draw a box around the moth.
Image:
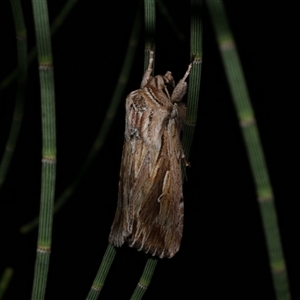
[109,51,192,258]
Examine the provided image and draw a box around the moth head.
[148,71,175,99]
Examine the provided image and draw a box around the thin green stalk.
[130,258,158,300]
[182,0,203,161]
[85,245,116,300]
[30,1,56,299]
[143,0,155,70]
[0,0,27,190]
[0,267,14,300]
[206,1,290,299]
[20,3,142,234]
[0,0,78,92]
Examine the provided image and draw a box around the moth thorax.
[149,75,165,90]
[148,73,175,100]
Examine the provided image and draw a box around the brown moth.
[109,51,192,258]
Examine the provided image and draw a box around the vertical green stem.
[85,245,117,300]
[130,258,158,300]
[206,1,290,299]
[30,1,56,299]
[143,0,155,70]
[182,0,203,161]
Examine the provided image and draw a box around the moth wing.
[109,91,161,246]
[128,116,184,258]
[109,140,133,246]
[109,89,185,259]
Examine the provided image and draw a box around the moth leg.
[181,62,193,82]
[140,50,154,88]
[171,62,193,103]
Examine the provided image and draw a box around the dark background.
[0,1,298,299]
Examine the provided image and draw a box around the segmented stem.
[206,1,290,299]
[30,1,56,299]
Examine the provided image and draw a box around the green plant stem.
[85,245,116,300]
[206,1,290,299]
[0,0,27,190]
[30,1,56,299]
[20,3,142,234]
[130,258,158,300]
[143,0,155,70]
[182,0,203,161]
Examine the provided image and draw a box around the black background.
[0,1,298,299]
